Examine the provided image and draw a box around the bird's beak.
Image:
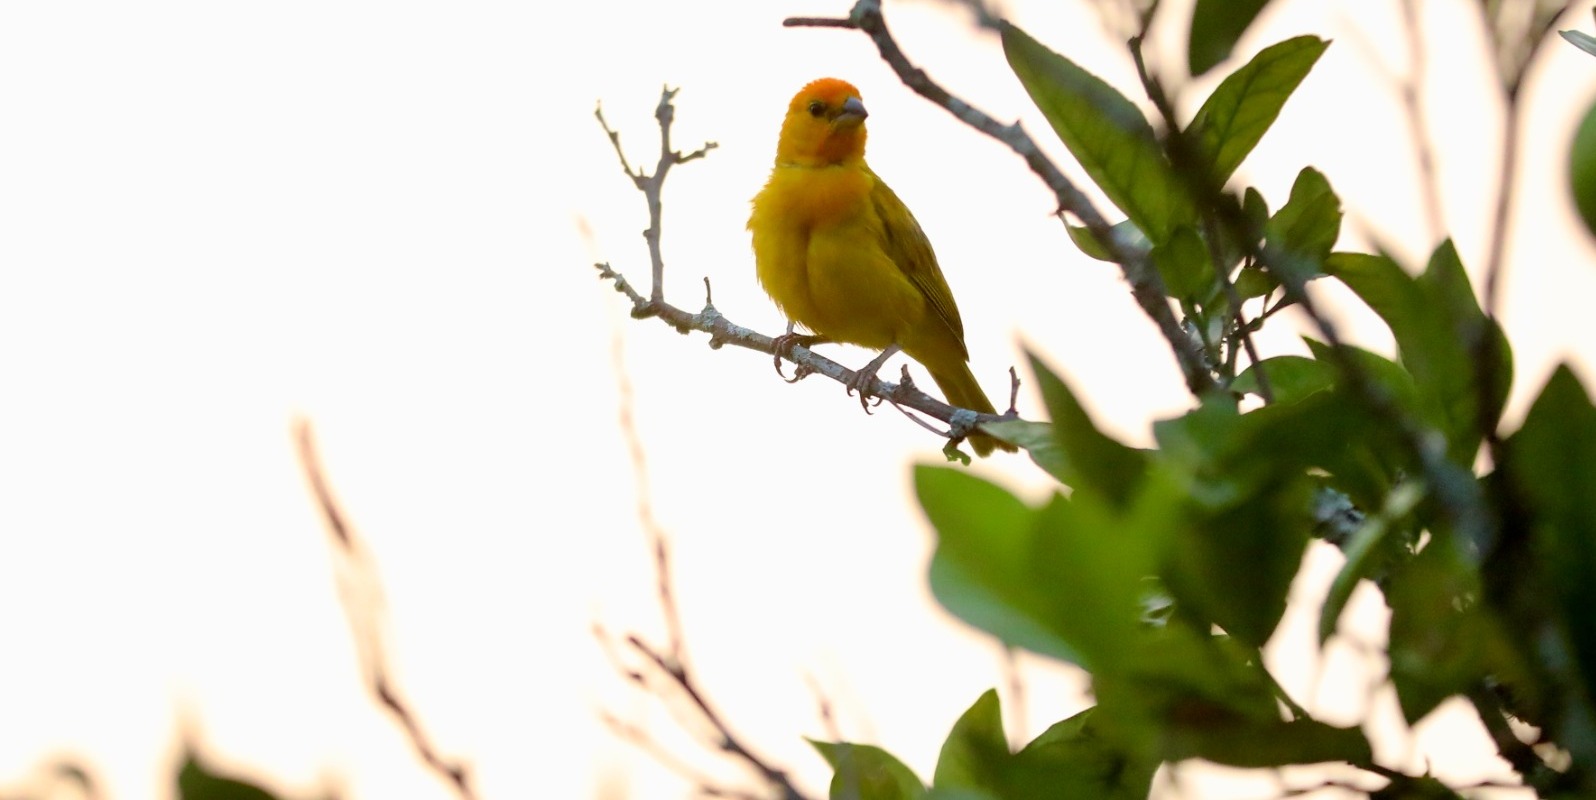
[835,96,868,125]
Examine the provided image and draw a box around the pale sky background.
[2,1,1595,799]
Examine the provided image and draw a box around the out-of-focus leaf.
[178,754,284,800]
[1188,0,1274,76]
[1003,21,1193,243]
[934,690,1008,792]
[1191,36,1328,185]
[918,466,1084,664]
[1153,400,1313,647]
[1323,244,1512,463]
[1029,352,1147,508]
[1066,219,1149,263]
[1007,708,1157,799]
[1233,355,1333,404]
[1572,98,1596,239]
[1318,481,1424,644]
[1152,225,1216,301]
[1264,167,1340,288]
[1504,365,1596,717]
[981,419,1069,484]
[810,741,926,800]
[1386,540,1490,724]
[1561,29,1596,58]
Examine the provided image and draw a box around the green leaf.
[980,419,1070,484]
[934,690,1008,792]
[1233,355,1333,404]
[1026,490,1162,670]
[1504,365,1596,713]
[1323,244,1512,463]
[178,753,285,800]
[1264,167,1340,288]
[918,466,1085,663]
[1153,400,1314,647]
[1318,481,1424,644]
[1166,716,1372,768]
[1188,0,1274,76]
[1002,21,1192,243]
[1571,98,1596,238]
[1008,708,1157,799]
[1065,219,1149,263]
[1386,541,1489,724]
[1151,225,1216,301]
[811,741,926,800]
[1562,29,1596,58]
[1190,36,1328,185]
[1028,352,1147,508]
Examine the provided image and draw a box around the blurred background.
[2,0,1594,797]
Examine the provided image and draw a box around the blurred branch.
[594,323,812,800]
[595,85,1014,452]
[293,421,476,800]
[785,0,1219,398]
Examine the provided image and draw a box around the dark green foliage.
[1188,0,1275,76]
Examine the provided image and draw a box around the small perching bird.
[747,77,1014,456]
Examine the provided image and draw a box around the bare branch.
[595,86,719,308]
[293,421,477,800]
[784,0,1218,397]
[594,326,813,800]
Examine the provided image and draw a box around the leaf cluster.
[807,4,1596,799]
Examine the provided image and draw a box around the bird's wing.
[866,168,969,357]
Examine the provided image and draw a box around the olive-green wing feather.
[866,168,968,358]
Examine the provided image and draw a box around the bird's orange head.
[775,78,868,167]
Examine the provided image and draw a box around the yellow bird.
[748,77,1014,456]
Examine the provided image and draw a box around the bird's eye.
[807,101,826,118]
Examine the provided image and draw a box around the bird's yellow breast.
[748,164,926,350]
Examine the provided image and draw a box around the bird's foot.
[772,331,827,383]
[846,345,902,414]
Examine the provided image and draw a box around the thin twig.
[1127,33,1271,402]
[595,87,718,308]
[293,421,477,800]
[1398,0,1445,247]
[623,635,811,800]
[611,319,685,664]
[785,0,1218,397]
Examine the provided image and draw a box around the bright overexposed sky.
[2,1,1594,798]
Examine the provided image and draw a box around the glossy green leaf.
[811,741,926,800]
[1191,36,1328,185]
[1189,0,1274,75]
[1028,352,1147,508]
[934,690,1008,792]
[1002,21,1192,243]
